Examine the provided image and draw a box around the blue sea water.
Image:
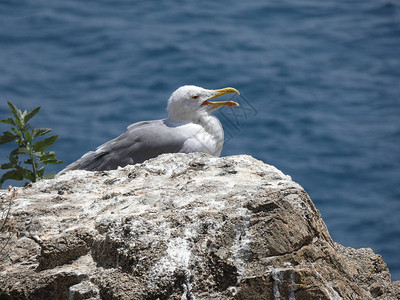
[1,0,399,280]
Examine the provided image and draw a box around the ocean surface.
[1,0,399,280]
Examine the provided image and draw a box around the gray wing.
[60,120,189,172]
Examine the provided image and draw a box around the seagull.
[60,85,240,173]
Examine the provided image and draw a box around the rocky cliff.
[0,153,399,300]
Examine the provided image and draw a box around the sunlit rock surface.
[0,153,399,299]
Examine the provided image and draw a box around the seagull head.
[167,85,240,122]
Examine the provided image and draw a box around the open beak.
[202,87,240,108]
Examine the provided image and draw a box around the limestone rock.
[0,153,398,299]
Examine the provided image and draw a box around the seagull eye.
[192,95,199,99]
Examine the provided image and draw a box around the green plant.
[0,102,63,188]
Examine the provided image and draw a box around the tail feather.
[58,151,107,174]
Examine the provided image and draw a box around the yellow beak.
[202,87,240,108]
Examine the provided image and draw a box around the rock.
[0,153,398,299]
[69,281,100,300]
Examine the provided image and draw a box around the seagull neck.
[176,113,220,139]
[167,111,209,125]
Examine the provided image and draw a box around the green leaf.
[33,152,43,158]
[9,150,19,164]
[37,167,45,179]
[24,106,41,124]
[21,109,28,121]
[37,152,54,161]
[31,128,52,139]
[0,117,15,125]
[0,169,24,186]
[25,130,32,143]
[39,152,63,165]
[0,131,16,145]
[10,148,20,155]
[42,158,64,165]
[43,172,56,179]
[7,102,24,128]
[12,127,22,138]
[15,147,29,155]
[33,135,58,152]
[24,158,33,165]
[22,124,32,133]
[23,168,35,182]
[1,162,16,170]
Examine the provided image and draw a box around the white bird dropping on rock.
[61,85,240,172]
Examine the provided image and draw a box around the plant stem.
[17,124,38,183]
[29,151,38,183]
